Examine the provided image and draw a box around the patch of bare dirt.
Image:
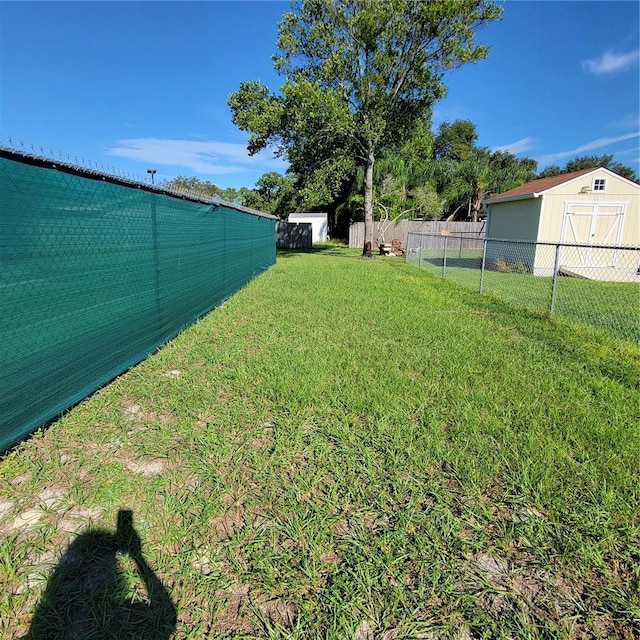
[362,513,391,532]
[57,506,104,534]
[354,619,376,640]
[251,433,274,450]
[471,552,510,589]
[462,551,589,634]
[212,583,254,634]
[122,400,144,422]
[320,550,342,565]
[8,472,31,487]
[191,547,217,576]
[255,596,296,629]
[333,518,353,536]
[9,508,43,533]
[3,485,67,534]
[0,498,14,520]
[36,486,67,510]
[210,508,246,541]
[120,457,169,476]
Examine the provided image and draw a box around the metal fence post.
[479,238,488,294]
[150,195,162,321]
[549,242,561,317]
[418,238,423,269]
[443,235,448,278]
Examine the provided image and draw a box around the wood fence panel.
[349,220,485,249]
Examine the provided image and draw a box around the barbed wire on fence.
[0,137,274,220]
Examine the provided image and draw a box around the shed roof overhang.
[485,192,543,205]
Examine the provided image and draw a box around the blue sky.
[1,1,638,189]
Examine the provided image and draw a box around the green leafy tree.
[229,0,502,256]
[410,184,442,219]
[599,162,637,182]
[437,148,491,221]
[334,120,435,228]
[565,154,615,174]
[162,176,223,198]
[435,147,537,221]
[539,155,638,182]
[565,155,638,182]
[433,119,478,161]
[161,174,300,215]
[251,171,299,218]
[488,150,538,193]
[430,121,537,220]
[537,165,562,178]
[220,187,241,203]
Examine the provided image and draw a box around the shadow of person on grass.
[24,509,176,640]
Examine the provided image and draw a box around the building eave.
[485,192,542,205]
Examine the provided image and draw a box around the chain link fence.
[406,232,640,343]
[1,148,277,451]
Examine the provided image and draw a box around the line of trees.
[164,125,637,237]
[161,172,297,219]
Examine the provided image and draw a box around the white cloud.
[613,146,640,160]
[609,113,640,129]
[537,132,640,165]
[582,49,640,75]
[106,138,286,175]
[493,137,537,154]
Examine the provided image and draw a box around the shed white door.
[562,202,625,267]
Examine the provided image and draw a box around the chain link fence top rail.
[406,232,640,343]
[1,149,277,451]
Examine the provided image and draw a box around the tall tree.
[229,0,502,256]
[435,147,537,221]
[488,150,538,193]
[433,119,478,161]
[436,148,491,221]
[251,171,299,218]
[537,165,562,178]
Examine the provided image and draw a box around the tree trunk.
[362,150,375,257]
[470,189,484,223]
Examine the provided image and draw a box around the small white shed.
[287,212,328,244]
[484,168,639,278]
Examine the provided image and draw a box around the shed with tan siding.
[484,168,639,277]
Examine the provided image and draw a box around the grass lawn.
[408,249,640,343]
[1,246,639,639]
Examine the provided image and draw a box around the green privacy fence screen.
[1,149,277,451]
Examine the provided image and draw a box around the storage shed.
[288,212,328,243]
[484,168,639,278]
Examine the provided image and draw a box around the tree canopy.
[160,174,298,219]
[162,176,224,198]
[229,0,503,255]
[428,121,538,221]
[433,119,478,161]
[241,172,299,218]
[538,154,638,182]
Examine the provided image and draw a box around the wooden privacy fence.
[349,220,485,250]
